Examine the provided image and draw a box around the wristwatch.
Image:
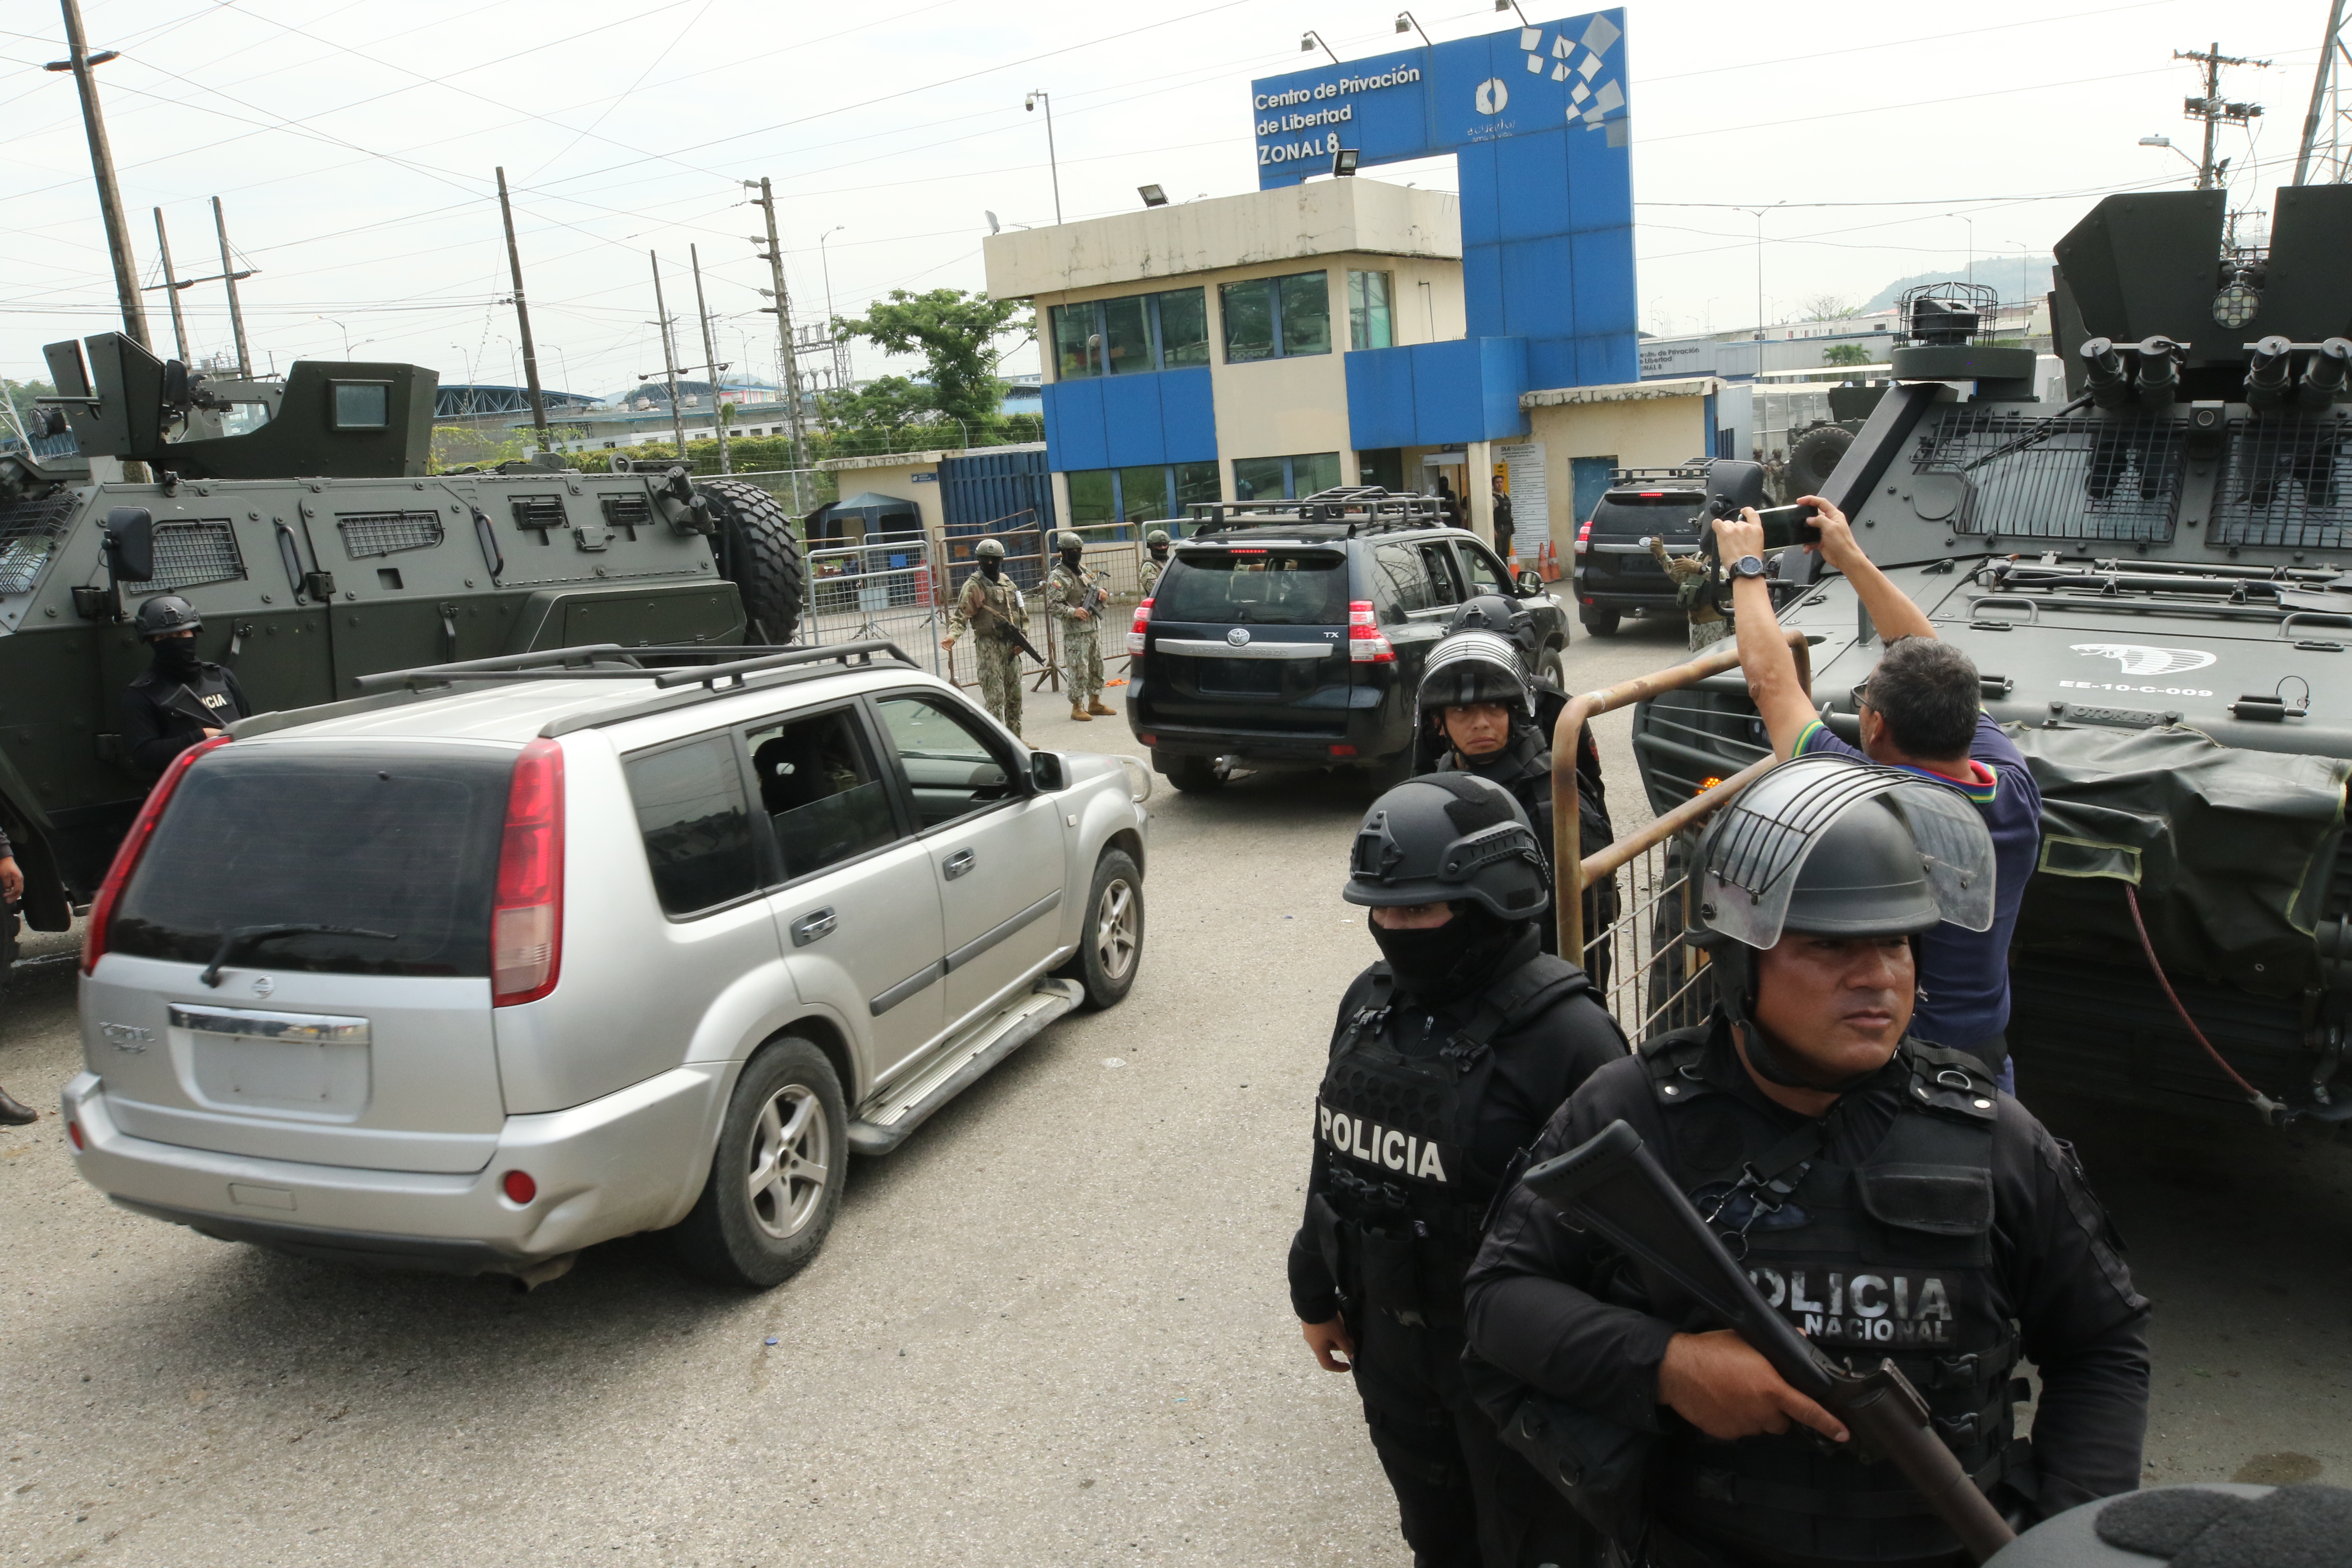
[1730,554,1767,580]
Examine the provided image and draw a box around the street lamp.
[1948,212,1973,286]
[315,315,352,356]
[1024,91,1062,225]
[449,343,475,415]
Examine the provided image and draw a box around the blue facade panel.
[1042,379,1110,472]
[1345,340,1528,449]
[1099,375,1167,467]
[1156,368,1219,462]
[1345,349,1421,451]
[1041,367,1215,476]
[1477,338,1531,441]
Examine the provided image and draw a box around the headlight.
[1118,755,1153,803]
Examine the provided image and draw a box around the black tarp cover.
[2006,723,2350,998]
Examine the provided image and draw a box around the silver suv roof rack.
[1185,485,1449,539]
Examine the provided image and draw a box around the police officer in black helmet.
[1292,772,1627,1567]
[1413,596,1614,965]
[122,595,249,779]
[1464,756,2150,1568]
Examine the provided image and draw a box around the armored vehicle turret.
[0,334,802,980]
[1638,184,2352,1127]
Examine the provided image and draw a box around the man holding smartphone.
[1711,496,2042,1090]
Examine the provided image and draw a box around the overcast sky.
[3,0,2337,400]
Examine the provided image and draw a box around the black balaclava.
[150,637,202,681]
[1369,903,1529,1006]
[1148,542,1169,561]
[979,555,1003,581]
[1059,547,1082,571]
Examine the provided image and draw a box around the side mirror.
[1031,750,1067,792]
[104,506,155,583]
[1514,568,1544,596]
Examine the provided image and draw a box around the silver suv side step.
[845,979,1083,1156]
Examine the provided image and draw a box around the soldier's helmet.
[1344,773,1549,922]
[134,595,202,639]
[1055,530,1083,552]
[974,537,1007,560]
[1146,528,1170,546]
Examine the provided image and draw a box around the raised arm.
[1710,510,1819,760]
[1802,495,1936,644]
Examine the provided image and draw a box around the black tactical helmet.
[1984,1483,2350,1568]
[973,536,1006,560]
[1345,773,1550,921]
[134,595,202,639]
[1446,594,1540,662]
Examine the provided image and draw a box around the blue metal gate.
[939,447,1051,536]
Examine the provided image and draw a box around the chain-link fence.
[1555,634,1810,1042]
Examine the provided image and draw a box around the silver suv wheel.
[747,1084,829,1241]
[1095,879,1139,983]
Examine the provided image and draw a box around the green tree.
[833,288,1028,429]
[817,374,942,445]
[1822,343,1873,367]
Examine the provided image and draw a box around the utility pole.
[213,197,252,375]
[148,208,190,362]
[648,251,689,460]
[745,177,809,475]
[2293,0,2349,184]
[689,244,732,476]
[494,168,551,450]
[1025,91,1063,224]
[51,0,148,349]
[2176,42,2268,190]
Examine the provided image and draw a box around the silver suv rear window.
[110,742,511,977]
[1157,548,1348,625]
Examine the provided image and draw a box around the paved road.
[2,610,2346,1566]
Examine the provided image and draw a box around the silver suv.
[64,643,1150,1288]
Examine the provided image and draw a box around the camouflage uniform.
[1047,552,1109,713]
[1651,536,1730,651]
[949,567,1028,736]
[1138,529,1171,600]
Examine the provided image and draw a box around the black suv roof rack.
[1606,462,1710,487]
[1185,485,1449,539]
[233,642,919,741]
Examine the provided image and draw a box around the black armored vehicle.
[0,334,801,981]
[1640,185,2352,1127]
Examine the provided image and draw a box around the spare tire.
[1785,424,1854,500]
[700,478,806,645]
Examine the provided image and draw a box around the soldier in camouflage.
[1047,530,1115,723]
[941,536,1030,741]
[1138,528,1172,599]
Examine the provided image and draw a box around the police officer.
[0,822,31,1125]
[1490,475,1516,565]
[1046,530,1114,723]
[122,595,249,779]
[1294,772,1627,1567]
[1465,756,2151,1568]
[941,537,1029,742]
[1138,528,1172,599]
[1412,600,1615,966]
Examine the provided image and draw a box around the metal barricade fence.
[796,539,953,682]
[1552,632,1812,1041]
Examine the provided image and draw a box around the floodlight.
[1139,185,1169,207]
[1332,149,1361,177]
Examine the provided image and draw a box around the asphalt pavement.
[2,607,2347,1566]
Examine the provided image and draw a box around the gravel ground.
[1,609,2346,1566]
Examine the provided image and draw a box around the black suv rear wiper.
[200,923,396,988]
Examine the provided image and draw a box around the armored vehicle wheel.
[1160,752,1223,794]
[672,1035,846,1289]
[1580,608,1620,637]
[700,478,806,645]
[1786,424,1853,499]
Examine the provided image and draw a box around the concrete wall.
[984,178,1460,299]
[1519,377,1721,549]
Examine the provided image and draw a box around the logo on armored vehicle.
[2070,643,2217,677]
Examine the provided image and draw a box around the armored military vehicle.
[1637,184,2352,1127]
[0,333,802,982]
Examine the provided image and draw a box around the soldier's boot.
[1087,698,1115,716]
[1069,702,1092,722]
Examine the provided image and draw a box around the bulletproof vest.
[1642,1026,2022,1564]
[1308,954,1590,1328]
[135,663,242,729]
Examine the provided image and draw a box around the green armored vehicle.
[1639,184,2352,1127]
[0,333,802,980]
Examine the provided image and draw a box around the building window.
[1219,271,1332,363]
[1355,448,1404,490]
[1048,287,1212,380]
[1348,270,1394,350]
[1065,462,1225,529]
[1231,451,1340,501]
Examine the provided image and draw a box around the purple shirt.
[1795,712,2041,1048]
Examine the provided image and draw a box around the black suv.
[1126,488,1568,793]
[1570,463,1709,636]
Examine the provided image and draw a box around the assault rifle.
[960,577,1048,665]
[1521,1120,2017,1564]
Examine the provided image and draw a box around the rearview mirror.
[1514,568,1544,596]
[1031,750,1067,792]
[104,506,155,583]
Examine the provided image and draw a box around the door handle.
[943,849,976,880]
[789,907,836,946]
